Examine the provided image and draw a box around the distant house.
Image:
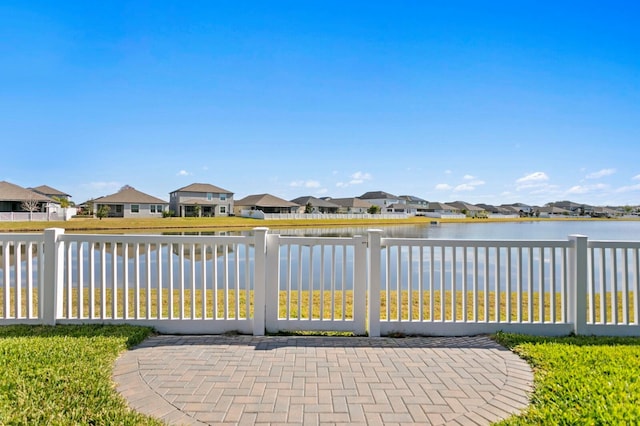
[94,186,168,218]
[234,193,301,216]
[30,185,72,203]
[425,202,461,217]
[398,195,428,206]
[590,207,619,218]
[290,196,340,214]
[501,203,533,217]
[358,191,402,212]
[325,197,373,214]
[447,201,487,218]
[386,203,414,214]
[476,203,517,216]
[0,181,56,213]
[537,206,572,217]
[169,183,234,217]
[548,201,591,216]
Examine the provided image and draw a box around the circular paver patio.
[113,335,532,425]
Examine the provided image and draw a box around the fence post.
[367,229,383,337]
[252,227,268,336]
[264,233,280,334]
[353,235,368,335]
[568,234,588,335]
[42,228,65,326]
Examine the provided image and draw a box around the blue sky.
[2,1,639,206]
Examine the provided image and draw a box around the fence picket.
[1,228,639,337]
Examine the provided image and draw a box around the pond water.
[263,219,640,240]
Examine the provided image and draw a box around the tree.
[194,203,201,217]
[367,205,381,214]
[21,197,40,221]
[52,196,70,208]
[96,205,110,220]
[305,202,313,214]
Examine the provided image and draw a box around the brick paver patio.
[113,335,532,425]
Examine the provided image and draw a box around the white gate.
[263,234,368,335]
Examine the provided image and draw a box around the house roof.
[0,181,53,202]
[235,193,300,208]
[290,196,340,209]
[94,186,168,204]
[358,191,398,200]
[30,185,71,198]
[172,183,233,194]
[427,202,458,211]
[327,197,373,208]
[447,201,485,211]
[538,206,571,214]
[399,195,428,203]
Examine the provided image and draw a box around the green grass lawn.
[494,333,640,425]
[0,324,161,426]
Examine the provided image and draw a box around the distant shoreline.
[1,215,638,233]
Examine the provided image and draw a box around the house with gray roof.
[425,202,464,218]
[358,191,402,212]
[94,185,168,218]
[325,197,373,214]
[399,195,428,206]
[537,206,572,217]
[169,183,234,217]
[290,196,340,214]
[30,185,72,202]
[0,181,55,213]
[447,201,487,218]
[234,194,301,216]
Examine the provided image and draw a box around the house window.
[115,205,123,214]
[207,193,212,200]
[131,205,139,213]
[157,205,164,212]
[220,206,226,214]
[220,194,226,201]
[150,205,156,213]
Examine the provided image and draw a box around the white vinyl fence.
[1,228,639,336]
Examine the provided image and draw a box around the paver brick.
[114,335,533,426]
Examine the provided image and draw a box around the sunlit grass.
[1,215,626,234]
[496,333,640,425]
[0,324,160,426]
[1,288,635,325]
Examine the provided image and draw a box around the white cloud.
[463,175,475,180]
[516,172,549,184]
[336,171,373,186]
[516,172,550,191]
[567,183,609,195]
[290,180,321,188]
[454,184,474,192]
[435,183,452,191]
[615,184,640,193]
[586,168,616,179]
[316,188,328,195]
[349,171,372,184]
[177,170,191,176]
[632,174,640,181]
[445,170,452,175]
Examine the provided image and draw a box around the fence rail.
[1,228,639,336]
